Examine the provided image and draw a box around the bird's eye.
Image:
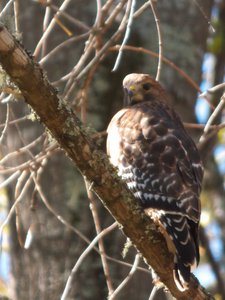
[142,83,151,91]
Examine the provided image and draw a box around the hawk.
[106,73,203,291]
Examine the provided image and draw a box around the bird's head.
[123,73,166,106]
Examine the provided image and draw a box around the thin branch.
[101,0,114,23]
[199,93,225,143]
[10,110,36,160]
[199,82,225,97]
[112,0,136,71]
[192,0,215,32]
[48,2,90,31]
[199,226,225,299]
[43,0,51,32]
[62,2,131,99]
[148,285,158,300]
[33,0,72,58]
[103,0,128,32]
[0,134,45,165]
[0,144,57,175]
[80,64,114,296]
[14,169,30,200]
[106,255,150,274]
[0,0,13,19]
[13,169,32,247]
[108,254,140,300]
[41,0,52,57]
[86,181,114,297]
[60,222,118,300]
[0,170,21,189]
[13,0,20,33]
[0,115,28,128]
[0,102,10,144]
[39,33,89,66]
[74,5,132,82]
[53,0,128,89]
[149,0,163,81]
[133,1,149,18]
[32,172,106,249]
[59,0,125,94]
[62,37,95,98]
[94,0,103,27]
[0,171,32,238]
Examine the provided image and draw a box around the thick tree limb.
[0,24,214,300]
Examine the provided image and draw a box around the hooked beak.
[123,85,136,106]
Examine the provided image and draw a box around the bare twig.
[0,116,28,128]
[0,102,10,144]
[103,0,128,32]
[41,0,51,57]
[106,255,150,274]
[60,222,117,300]
[199,226,225,299]
[14,169,32,247]
[149,0,163,81]
[14,0,20,33]
[14,169,30,200]
[86,181,114,297]
[199,82,225,97]
[94,0,103,27]
[62,0,131,99]
[133,1,149,18]
[0,171,32,238]
[0,144,57,175]
[62,37,95,98]
[74,5,133,82]
[47,2,90,31]
[78,60,99,122]
[0,170,21,189]
[39,33,89,66]
[199,93,225,143]
[108,254,140,300]
[33,0,72,58]
[0,134,45,165]
[32,171,104,248]
[80,64,114,296]
[148,285,158,300]
[112,0,136,71]
[192,0,215,32]
[10,110,36,160]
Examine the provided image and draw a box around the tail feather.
[159,213,199,291]
[173,258,191,291]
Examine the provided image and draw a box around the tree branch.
[0,23,214,300]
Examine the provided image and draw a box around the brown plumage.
[107,73,203,291]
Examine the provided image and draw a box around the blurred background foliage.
[0,0,225,299]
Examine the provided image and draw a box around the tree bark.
[0,24,214,300]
